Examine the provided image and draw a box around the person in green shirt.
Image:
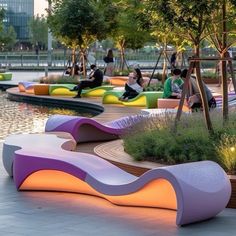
[163,68,183,98]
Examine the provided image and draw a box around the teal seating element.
[103,91,163,108]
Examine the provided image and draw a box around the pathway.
[1,80,236,235]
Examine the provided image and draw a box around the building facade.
[0,0,34,42]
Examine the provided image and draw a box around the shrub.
[144,82,164,91]
[113,69,132,76]
[39,75,80,84]
[202,71,217,79]
[216,134,236,174]
[123,109,236,172]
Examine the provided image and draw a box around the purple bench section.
[215,92,236,108]
[2,132,231,226]
[18,81,37,92]
[45,115,140,143]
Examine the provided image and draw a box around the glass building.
[0,0,34,41]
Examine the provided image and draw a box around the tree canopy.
[29,15,48,50]
[47,0,113,50]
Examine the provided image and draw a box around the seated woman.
[180,69,216,111]
[119,68,144,101]
[163,68,183,99]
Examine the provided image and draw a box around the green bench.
[103,90,163,108]
[49,84,114,97]
[49,84,77,96]
[82,85,114,97]
[0,73,12,81]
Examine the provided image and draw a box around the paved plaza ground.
[0,71,236,235]
[1,147,236,236]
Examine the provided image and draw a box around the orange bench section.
[34,84,50,95]
[108,76,154,86]
[157,98,188,109]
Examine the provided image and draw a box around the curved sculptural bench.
[49,84,77,96]
[215,92,236,108]
[0,73,12,81]
[103,90,163,108]
[157,98,189,109]
[33,84,50,95]
[108,76,152,86]
[81,85,114,97]
[45,114,137,142]
[2,132,231,226]
[49,84,114,97]
[18,82,37,93]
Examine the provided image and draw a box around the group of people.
[68,48,216,112]
[70,63,144,101]
[70,49,144,100]
[163,68,216,111]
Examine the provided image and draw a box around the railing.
[0,50,234,70]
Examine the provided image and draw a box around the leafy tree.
[0,8,4,32]
[0,26,17,51]
[0,9,17,50]
[29,15,48,50]
[206,0,236,122]
[101,38,115,51]
[146,0,222,132]
[47,0,115,76]
[110,0,151,70]
[139,3,191,82]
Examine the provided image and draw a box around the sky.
[34,0,48,16]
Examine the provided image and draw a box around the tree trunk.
[162,44,167,84]
[119,40,126,71]
[221,0,228,123]
[220,52,228,122]
[175,61,195,124]
[194,45,213,133]
[71,48,76,76]
[81,50,87,78]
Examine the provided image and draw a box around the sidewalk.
[1,140,236,235]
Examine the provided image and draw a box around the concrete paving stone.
[1,74,236,235]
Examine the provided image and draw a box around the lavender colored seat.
[2,132,231,226]
[45,115,138,143]
[215,92,236,108]
[18,82,37,92]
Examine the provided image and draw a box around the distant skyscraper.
[0,0,34,42]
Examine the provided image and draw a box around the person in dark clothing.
[103,49,114,63]
[119,68,144,101]
[103,49,114,76]
[180,69,216,111]
[70,64,103,98]
[170,52,177,69]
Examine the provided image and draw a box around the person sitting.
[163,68,183,99]
[180,69,216,111]
[65,65,80,76]
[65,66,72,75]
[70,64,103,98]
[119,68,144,101]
